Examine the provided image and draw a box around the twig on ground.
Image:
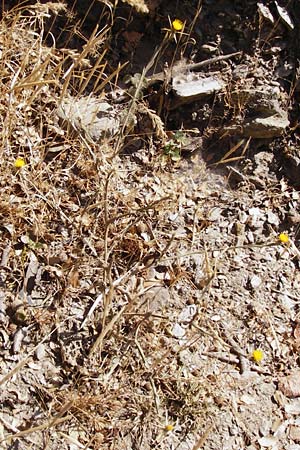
[271,289,300,302]
[88,302,128,357]
[0,400,73,443]
[147,51,243,85]
[218,322,250,374]
[192,424,213,450]
[81,261,140,330]
[135,321,160,414]
[202,352,271,375]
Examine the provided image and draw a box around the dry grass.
[0,4,295,444]
[122,0,149,14]
[0,2,215,449]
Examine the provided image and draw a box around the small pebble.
[250,275,262,289]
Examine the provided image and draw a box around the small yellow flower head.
[165,424,174,432]
[14,157,26,168]
[278,233,289,244]
[172,19,184,32]
[252,349,264,363]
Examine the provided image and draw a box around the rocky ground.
[1,1,300,449]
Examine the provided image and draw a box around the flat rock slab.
[170,73,226,108]
[226,84,290,138]
[172,74,225,98]
[243,112,289,138]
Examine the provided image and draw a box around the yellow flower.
[278,233,289,244]
[165,424,174,432]
[14,157,26,168]
[172,19,184,32]
[252,349,264,363]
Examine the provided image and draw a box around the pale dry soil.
[1,1,300,449]
[1,146,300,450]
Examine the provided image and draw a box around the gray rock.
[171,73,225,108]
[281,148,300,186]
[57,96,121,143]
[243,111,289,138]
[227,85,289,138]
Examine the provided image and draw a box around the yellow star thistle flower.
[252,349,264,363]
[278,233,289,244]
[14,157,26,168]
[172,19,184,32]
[165,424,174,432]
